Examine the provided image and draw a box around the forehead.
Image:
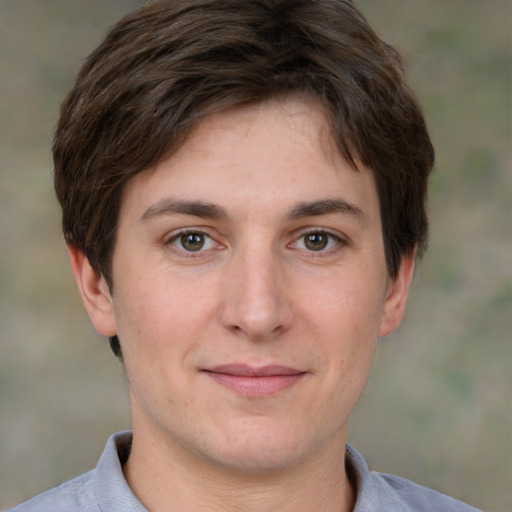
[184,96,335,156]
[119,96,379,223]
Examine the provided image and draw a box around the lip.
[203,364,307,396]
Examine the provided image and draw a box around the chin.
[201,420,323,474]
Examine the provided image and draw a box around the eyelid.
[165,227,223,254]
[289,228,347,253]
[163,226,347,255]
[165,227,209,239]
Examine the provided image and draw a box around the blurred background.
[0,1,510,510]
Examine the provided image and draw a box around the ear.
[378,251,416,337]
[67,245,117,337]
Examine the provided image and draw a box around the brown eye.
[180,233,206,251]
[304,233,329,251]
[168,230,219,255]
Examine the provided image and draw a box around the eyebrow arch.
[287,198,367,224]
[140,199,228,222]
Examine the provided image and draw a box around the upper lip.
[205,364,305,377]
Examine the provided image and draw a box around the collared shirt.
[8,431,481,512]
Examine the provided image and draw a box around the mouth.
[202,364,307,397]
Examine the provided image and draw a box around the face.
[72,96,414,474]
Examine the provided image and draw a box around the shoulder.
[7,432,145,512]
[372,472,482,512]
[346,444,482,512]
[6,470,98,512]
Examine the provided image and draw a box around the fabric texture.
[7,431,481,512]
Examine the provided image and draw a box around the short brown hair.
[54,0,434,355]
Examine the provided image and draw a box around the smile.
[203,365,307,397]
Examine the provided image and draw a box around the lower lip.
[204,372,305,397]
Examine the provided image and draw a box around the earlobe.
[378,251,416,337]
[67,245,117,337]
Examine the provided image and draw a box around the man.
[9,0,481,510]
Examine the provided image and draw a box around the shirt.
[8,431,481,512]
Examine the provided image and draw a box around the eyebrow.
[140,199,228,222]
[287,198,367,224]
[140,197,366,224]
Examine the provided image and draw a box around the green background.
[1,1,510,510]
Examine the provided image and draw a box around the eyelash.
[166,229,221,256]
[166,228,346,257]
[290,229,345,254]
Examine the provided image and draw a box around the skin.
[69,96,415,512]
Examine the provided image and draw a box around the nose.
[219,246,294,341]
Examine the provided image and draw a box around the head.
[54,0,434,360]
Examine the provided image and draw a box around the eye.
[168,231,217,252]
[293,231,342,252]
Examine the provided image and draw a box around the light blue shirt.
[7,431,481,511]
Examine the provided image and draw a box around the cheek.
[299,269,385,385]
[112,270,217,357]
[306,269,386,338]
[292,275,383,435]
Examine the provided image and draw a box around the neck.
[123,426,355,512]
